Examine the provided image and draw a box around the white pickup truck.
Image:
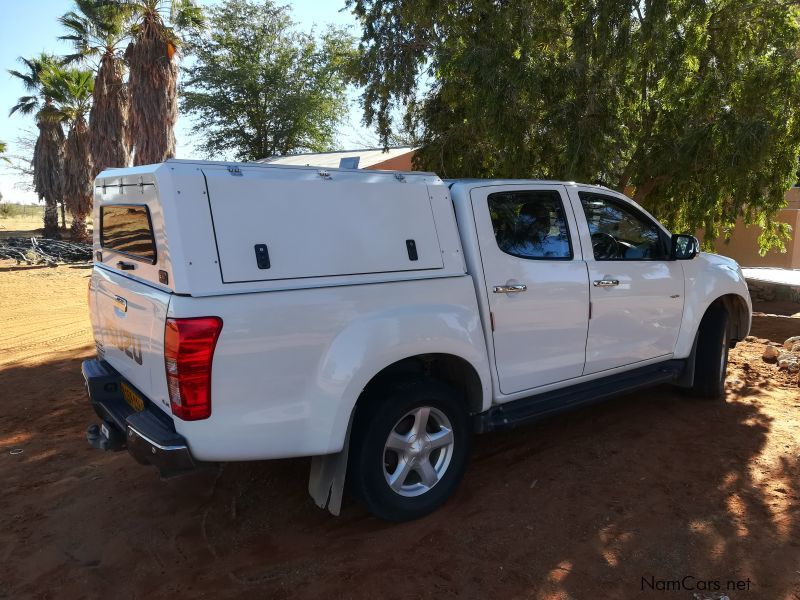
[84,160,751,521]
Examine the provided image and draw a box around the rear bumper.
[82,359,196,476]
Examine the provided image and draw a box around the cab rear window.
[100,205,157,264]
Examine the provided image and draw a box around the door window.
[579,193,667,260]
[488,190,572,260]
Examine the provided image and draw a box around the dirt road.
[1,264,799,599]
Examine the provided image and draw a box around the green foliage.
[8,54,62,117]
[42,67,95,124]
[0,141,8,165]
[59,0,134,64]
[118,0,204,47]
[181,0,354,161]
[349,0,800,253]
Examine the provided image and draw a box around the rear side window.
[488,190,573,259]
[100,205,157,264]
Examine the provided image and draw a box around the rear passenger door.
[471,185,590,395]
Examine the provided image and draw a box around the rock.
[745,335,758,342]
[792,342,800,353]
[778,355,800,371]
[762,345,780,363]
[784,336,800,350]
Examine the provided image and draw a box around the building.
[709,187,800,269]
[258,147,415,171]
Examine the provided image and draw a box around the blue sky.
[0,0,374,203]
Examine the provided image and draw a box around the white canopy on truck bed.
[93,160,466,296]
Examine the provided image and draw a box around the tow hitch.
[86,422,126,452]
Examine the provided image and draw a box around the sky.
[0,0,375,204]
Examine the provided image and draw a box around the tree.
[120,0,203,165]
[0,141,9,165]
[60,0,134,177]
[181,0,353,161]
[8,54,66,238]
[348,0,800,252]
[45,67,95,242]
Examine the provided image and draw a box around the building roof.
[257,147,414,169]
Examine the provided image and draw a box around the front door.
[573,189,685,375]
[472,185,590,395]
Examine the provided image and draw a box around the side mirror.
[671,234,699,260]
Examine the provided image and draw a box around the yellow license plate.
[121,382,145,412]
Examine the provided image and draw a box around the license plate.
[121,382,145,412]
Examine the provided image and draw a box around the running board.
[475,360,686,433]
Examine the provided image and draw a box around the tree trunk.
[32,117,65,238]
[60,200,66,229]
[43,200,60,239]
[126,14,177,165]
[69,211,89,243]
[90,52,130,177]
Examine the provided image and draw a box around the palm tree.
[120,0,203,165]
[0,141,9,165]
[44,67,95,243]
[60,0,133,177]
[8,54,66,238]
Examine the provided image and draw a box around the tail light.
[164,317,223,421]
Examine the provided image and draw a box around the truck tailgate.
[90,266,172,416]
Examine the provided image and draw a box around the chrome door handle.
[493,284,528,293]
[593,279,620,287]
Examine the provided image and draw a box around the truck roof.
[96,160,613,194]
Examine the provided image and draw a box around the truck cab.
[84,160,751,521]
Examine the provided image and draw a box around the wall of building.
[710,188,800,268]
[364,152,415,171]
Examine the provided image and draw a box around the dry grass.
[0,208,92,240]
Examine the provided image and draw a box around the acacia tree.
[120,0,203,165]
[8,54,66,238]
[45,67,95,242]
[61,0,134,177]
[181,0,353,160]
[349,0,800,252]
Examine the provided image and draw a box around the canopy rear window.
[100,204,157,264]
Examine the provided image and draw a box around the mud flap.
[308,423,352,516]
[674,330,699,389]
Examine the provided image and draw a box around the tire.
[691,304,730,399]
[348,377,471,521]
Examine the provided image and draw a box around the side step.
[475,359,686,433]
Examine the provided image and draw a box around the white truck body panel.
[169,275,490,460]
[202,166,444,282]
[567,185,686,374]
[467,183,590,394]
[89,267,172,415]
[87,160,751,467]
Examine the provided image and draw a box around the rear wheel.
[691,305,730,399]
[349,378,471,521]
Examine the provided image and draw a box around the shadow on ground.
[1,349,799,599]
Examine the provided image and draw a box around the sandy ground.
[0,213,92,240]
[1,264,800,600]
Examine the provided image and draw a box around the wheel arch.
[714,293,751,342]
[674,256,752,358]
[357,353,486,418]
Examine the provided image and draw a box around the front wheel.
[348,378,471,521]
[691,305,730,400]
